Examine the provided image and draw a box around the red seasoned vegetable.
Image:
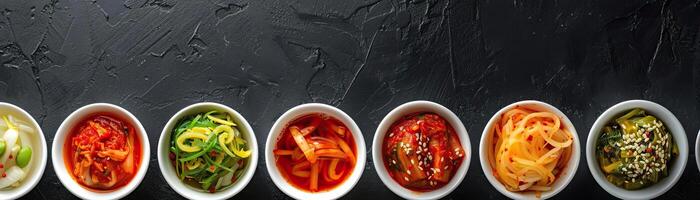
[64,114,142,190]
[274,114,356,192]
[382,113,465,191]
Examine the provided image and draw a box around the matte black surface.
[1,0,699,199]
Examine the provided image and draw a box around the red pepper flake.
[231,174,238,183]
[509,157,514,162]
[0,163,3,168]
[210,150,217,157]
[1,172,5,178]
[527,135,533,141]
[645,148,653,153]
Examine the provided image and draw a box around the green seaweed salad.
[596,108,678,190]
[169,111,251,193]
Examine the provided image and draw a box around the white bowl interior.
[157,102,258,200]
[51,103,150,200]
[585,100,688,200]
[0,103,48,199]
[372,101,471,200]
[265,103,366,200]
[479,100,580,199]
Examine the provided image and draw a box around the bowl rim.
[0,102,48,200]
[371,100,472,200]
[479,100,581,199]
[585,99,688,200]
[157,102,258,200]
[696,129,700,174]
[264,103,366,200]
[51,103,150,200]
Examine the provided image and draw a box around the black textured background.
[1,0,699,199]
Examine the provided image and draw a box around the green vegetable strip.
[189,115,202,129]
[169,110,250,193]
[200,171,221,190]
[204,154,233,172]
[184,164,208,176]
[179,134,217,162]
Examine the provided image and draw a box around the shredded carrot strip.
[491,108,572,192]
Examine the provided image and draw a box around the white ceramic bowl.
[158,102,258,200]
[372,101,471,200]
[265,103,366,200]
[696,129,700,174]
[586,100,688,200]
[52,103,150,200]
[0,102,47,200]
[480,100,580,199]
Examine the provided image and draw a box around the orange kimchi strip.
[310,162,319,192]
[292,161,311,178]
[301,118,322,136]
[315,149,347,159]
[291,147,304,161]
[324,120,346,137]
[310,136,339,149]
[290,126,316,163]
[273,149,294,156]
[332,135,355,164]
[328,159,344,180]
